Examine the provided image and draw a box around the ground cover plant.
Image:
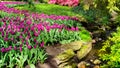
[99,26,120,68]
[0,1,91,68]
[14,3,77,16]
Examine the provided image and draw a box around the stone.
[93,59,101,65]
[86,63,90,66]
[90,59,94,63]
[37,63,51,68]
[59,63,77,68]
[61,41,83,51]
[45,41,84,57]
[93,65,100,68]
[50,41,92,68]
[77,42,92,59]
[78,61,86,68]
[55,49,75,64]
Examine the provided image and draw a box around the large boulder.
[77,42,92,59]
[51,41,92,68]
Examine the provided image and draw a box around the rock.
[93,65,100,68]
[59,62,77,68]
[92,39,96,43]
[37,63,51,68]
[86,63,90,66]
[45,41,84,56]
[61,41,83,51]
[78,61,86,68]
[90,59,94,63]
[55,49,75,64]
[25,65,30,68]
[93,59,101,65]
[77,42,92,59]
[50,41,92,68]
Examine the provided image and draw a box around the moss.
[56,49,75,62]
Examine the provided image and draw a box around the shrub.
[99,26,120,68]
[48,0,79,7]
[72,4,110,25]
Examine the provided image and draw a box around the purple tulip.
[9,46,12,50]
[34,45,37,48]
[27,45,32,50]
[46,26,51,32]
[34,38,37,42]
[40,42,44,47]
[0,27,3,32]
[75,27,79,31]
[34,32,39,37]
[20,44,23,47]
[10,37,14,41]
[71,27,75,31]
[19,35,23,39]
[26,41,29,46]
[1,31,4,37]
[19,47,22,52]
[1,47,5,53]
[4,37,8,41]
[14,46,17,50]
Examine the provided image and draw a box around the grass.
[15,4,77,16]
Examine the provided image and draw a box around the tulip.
[27,45,32,50]
[19,47,22,52]
[1,47,5,53]
[40,42,44,47]
[14,46,17,50]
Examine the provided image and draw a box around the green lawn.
[15,4,77,16]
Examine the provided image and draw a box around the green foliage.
[79,30,91,42]
[107,0,120,12]
[72,5,110,25]
[15,4,76,16]
[0,45,47,68]
[0,11,19,18]
[94,0,120,12]
[99,27,120,68]
[115,14,120,25]
[37,19,88,45]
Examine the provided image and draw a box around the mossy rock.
[55,49,75,64]
[61,41,84,51]
[59,63,77,68]
[77,42,92,59]
[58,59,77,68]
[53,41,92,68]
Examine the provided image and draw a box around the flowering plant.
[0,1,91,68]
[48,0,79,7]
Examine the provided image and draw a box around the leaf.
[83,4,90,10]
[29,64,35,68]
[23,55,28,63]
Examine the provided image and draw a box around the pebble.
[93,59,101,65]
[93,65,100,68]
[78,61,86,68]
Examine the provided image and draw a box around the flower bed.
[0,1,91,68]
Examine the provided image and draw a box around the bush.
[99,26,120,68]
[72,4,110,25]
[48,0,79,7]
